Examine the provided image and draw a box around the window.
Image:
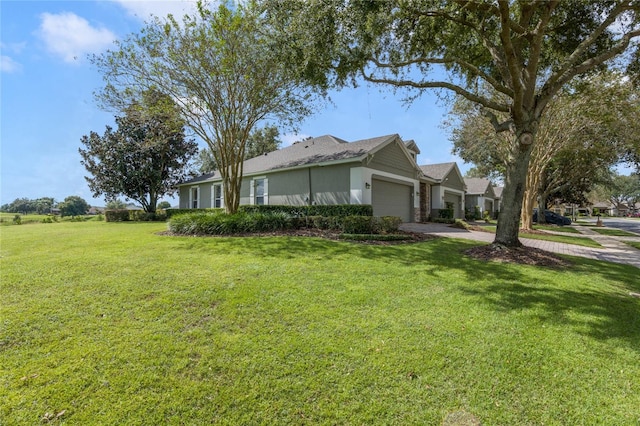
[213,184,223,208]
[190,187,199,208]
[255,178,265,205]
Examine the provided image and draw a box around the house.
[464,178,497,218]
[419,162,466,219]
[177,134,433,222]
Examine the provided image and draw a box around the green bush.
[342,216,374,234]
[452,219,471,230]
[239,204,373,218]
[12,215,21,225]
[105,209,131,222]
[339,233,412,241]
[165,208,223,218]
[130,211,168,222]
[431,217,456,224]
[374,216,402,234]
[168,211,297,235]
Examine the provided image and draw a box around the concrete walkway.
[400,222,640,269]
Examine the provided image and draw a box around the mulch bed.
[464,244,572,268]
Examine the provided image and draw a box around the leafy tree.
[193,125,282,174]
[80,90,198,213]
[58,196,90,217]
[92,3,320,214]
[608,173,640,214]
[264,1,640,247]
[451,73,639,229]
[157,201,172,210]
[105,199,128,210]
[34,197,56,215]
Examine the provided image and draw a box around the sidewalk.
[399,222,640,269]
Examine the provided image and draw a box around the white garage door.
[371,179,412,222]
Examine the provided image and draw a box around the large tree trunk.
[494,136,535,247]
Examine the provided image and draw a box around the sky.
[1,0,465,207]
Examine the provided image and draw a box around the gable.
[368,139,419,179]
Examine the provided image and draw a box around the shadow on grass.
[173,234,640,352]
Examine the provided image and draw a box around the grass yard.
[1,222,639,424]
[624,241,640,250]
[589,227,639,237]
[479,225,602,248]
[532,224,581,234]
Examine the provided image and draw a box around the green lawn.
[624,241,640,250]
[2,222,639,424]
[589,227,639,237]
[480,225,602,248]
[532,224,581,234]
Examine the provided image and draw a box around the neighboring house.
[464,178,497,218]
[419,162,466,219]
[493,186,504,214]
[177,134,432,222]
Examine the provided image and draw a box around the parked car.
[533,209,572,226]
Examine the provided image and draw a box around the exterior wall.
[350,166,420,214]
[431,184,465,219]
[179,182,213,208]
[368,141,418,179]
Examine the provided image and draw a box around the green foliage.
[338,233,411,242]
[156,201,172,210]
[105,199,128,210]
[239,204,373,217]
[12,215,21,225]
[2,222,640,424]
[93,3,322,214]
[105,209,131,222]
[341,215,374,234]
[451,219,471,230]
[80,89,198,214]
[59,196,90,217]
[168,211,296,235]
[165,208,223,218]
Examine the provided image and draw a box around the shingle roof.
[493,186,504,198]
[464,178,492,195]
[179,134,399,185]
[419,162,456,181]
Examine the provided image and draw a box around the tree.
[451,73,640,228]
[80,90,198,213]
[157,201,172,210]
[608,173,640,214]
[58,196,90,217]
[105,199,128,210]
[192,125,282,174]
[264,1,640,247]
[92,3,320,214]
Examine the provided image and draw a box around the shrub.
[165,208,222,218]
[374,216,402,234]
[342,216,374,234]
[239,204,373,217]
[431,217,455,224]
[105,209,131,222]
[12,215,21,225]
[168,211,297,235]
[452,219,471,230]
[339,233,412,241]
[130,211,168,222]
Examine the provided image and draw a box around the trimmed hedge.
[239,204,373,218]
[165,208,223,218]
[168,211,402,236]
[105,209,131,222]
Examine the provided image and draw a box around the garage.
[444,192,462,219]
[371,178,413,222]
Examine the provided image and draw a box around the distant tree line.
[1,196,91,217]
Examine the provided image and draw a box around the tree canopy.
[80,90,198,213]
[59,196,90,217]
[263,0,640,246]
[93,2,321,214]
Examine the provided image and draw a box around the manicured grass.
[589,227,639,237]
[533,224,581,234]
[624,241,640,250]
[480,226,602,248]
[2,222,639,424]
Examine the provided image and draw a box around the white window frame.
[190,186,199,209]
[250,177,268,205]
[212,184,224,209]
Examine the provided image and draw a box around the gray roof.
[180,134,399,185]
[493,186,503,198]
[419,162,456,181]
[464,178,493,195]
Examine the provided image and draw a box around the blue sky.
[1,0,463,207]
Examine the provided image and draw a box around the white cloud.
[37,12,116,63]
[114,0,202,21]
[1,55,22,73]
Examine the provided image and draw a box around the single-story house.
[419,162,466,219]
[464,178,497,218]
[177,134,434,222]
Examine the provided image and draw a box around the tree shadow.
[171,234,640,352]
